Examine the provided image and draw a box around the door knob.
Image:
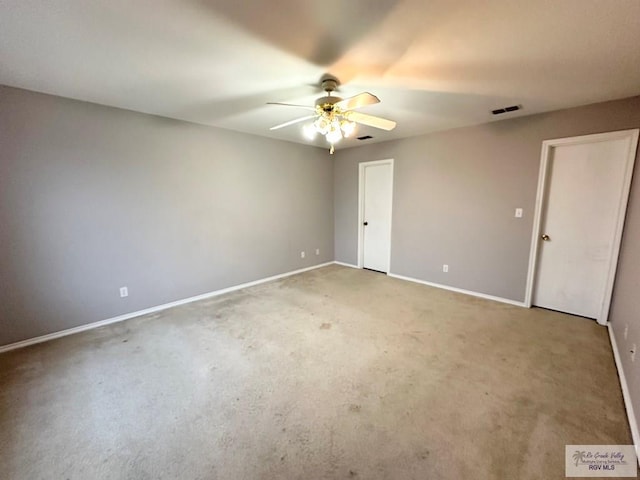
[363,221,368,226]
[541,234,550,241]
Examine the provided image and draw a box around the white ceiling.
[2,0,640,151]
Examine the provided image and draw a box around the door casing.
[524,129,639,325]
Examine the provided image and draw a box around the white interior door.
[532,131,638,321]
[360,161,393,273]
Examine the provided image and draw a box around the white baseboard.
[334,261,359,269]
[607,323,640,466]
[387,272,527,307]
[0,262,334,354]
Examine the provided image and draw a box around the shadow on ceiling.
[196,0,401,66]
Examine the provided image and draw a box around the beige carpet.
[0,265,633,479]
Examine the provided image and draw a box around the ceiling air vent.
[357,135,373,140]
[492,105,522,115]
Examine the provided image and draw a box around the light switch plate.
[515,208,523,218]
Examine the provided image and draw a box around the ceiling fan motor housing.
[318,75,341,112]
[315,95,342,112]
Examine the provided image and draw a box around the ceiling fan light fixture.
[302,123,317,140]
[340,120,356,137]
[314,116,330,135]
[304,114,357,144]
[326,127,342,144]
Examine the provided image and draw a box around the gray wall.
[334,95,640,439]
[0,85,334,346]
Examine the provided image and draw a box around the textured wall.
[0,86,334,345]
[334,96,640,434]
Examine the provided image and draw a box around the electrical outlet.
[443,264,449,273]
[624,324,629,340]
[300,251,305,259]
[119,286,128,298]
[631,344,636,363]
[515,208,523,218]
[315,248,320,256]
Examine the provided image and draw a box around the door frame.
[524,129,639,325]
[357,159,394,270]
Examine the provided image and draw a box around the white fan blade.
[334,92,380,111]
[267,102,316,111]
[270,115,316,131]
[344,111,396,131]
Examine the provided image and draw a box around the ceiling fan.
[267,75,396,154]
